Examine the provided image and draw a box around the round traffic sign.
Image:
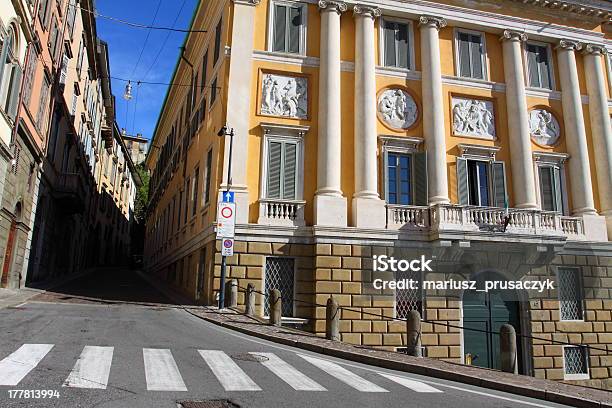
[223,239,233,248]
[221,206,233,218]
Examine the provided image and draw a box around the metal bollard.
[406,310,422,357]
[269,289,282,326]
[326,297,340,341]
[245,283,255,316]
[500,324,518,374]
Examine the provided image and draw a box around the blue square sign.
[222,191,235,203]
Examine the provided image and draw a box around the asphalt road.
[0,270,574,408]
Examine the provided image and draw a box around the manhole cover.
[231,353,269,362]
[179,400,240,408]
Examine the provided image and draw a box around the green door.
[463,275,521,371]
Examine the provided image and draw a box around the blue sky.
[96,0,198,140]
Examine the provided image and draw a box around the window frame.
[267,0,308,56]
[262,255,298,318]
[379,17,415,71]
[453,28,488,81]
[562,345,590,381]
[533,152,569,215]
[524,40,555,91]
[556,266,585,322]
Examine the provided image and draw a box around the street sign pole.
[218,127,234,310]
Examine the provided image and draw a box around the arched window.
[0,24,22,121]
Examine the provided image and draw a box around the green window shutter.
[539,166,554,211]
[273,5,287,52]
[458,33,471,77]
[397,23,409,69]
[6,65,22,121]
[288,7,301,54]
[456,157,469,205]
[413,152,428,206]
[267,141,282,199]
[526,45,540,88]
[383,21,396,67]
[491,161,507,208]
[553,166,563,214]
[283,142,297,199]
[470,34,484,79]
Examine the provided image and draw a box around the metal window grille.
[558,267,583,321]
[564,346,588,375]
[395,269,423,318]
[264,257,295,317]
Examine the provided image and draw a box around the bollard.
[224,279,238,308]
[269,289,282,326]
[325,297,340,341]
[245,283,255,316]
[406,310,422,357]
[500,324,518,374]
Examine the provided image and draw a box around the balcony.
[387,204,594,241]
[258,199,306,227]
[53,173,86,214]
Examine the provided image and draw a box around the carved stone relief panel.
[260,73,308,119]
[451,96,496,140]
[529,108,560,146]
[377,88,418,130]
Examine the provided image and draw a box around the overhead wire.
[130,0,164,78]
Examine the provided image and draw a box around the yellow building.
[145,0,612,388]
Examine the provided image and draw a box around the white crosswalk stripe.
[143,348,187,391]
[198,350,261,391]
[378,373,443,393]
[250,352,326,391]
[0,344,54,386]
[64,346,114,389]
[299,354,388,392]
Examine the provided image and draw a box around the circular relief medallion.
[529,109,560,146]
[377,88,418,130]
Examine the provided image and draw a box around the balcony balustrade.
[258,199,306,227]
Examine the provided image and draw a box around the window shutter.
[397,23,409,69]
[283,142,297,199]
[458,33,471,77]
[0,38,7,91]
[456,157,469,205]
[273,5,287,53]
[267,141,282,199]
[491,161,507,208]
[288,7,301,54]
[384,21,396,67]
[413,152,428,206]
[539,166,554,211]
[553,166,563,214]
[527,45,540,88]
[213,20,222,64]
[470,34,484,79]
[6,65,22,121]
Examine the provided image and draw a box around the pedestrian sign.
[221,238,234,256]
[222,191,235,203]
[216,201,236,238]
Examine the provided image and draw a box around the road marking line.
[249,352,326,391]
[299,354,388,392]
[0,344,54,386]
[198,350,261,391]
[143,348,187,391]
[378,372,443,393]
[63,346,114,389]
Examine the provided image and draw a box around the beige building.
[145,0,612,389]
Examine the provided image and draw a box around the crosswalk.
[0,344,443,394]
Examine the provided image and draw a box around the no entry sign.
[216,201,236,238]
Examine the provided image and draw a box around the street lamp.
[217,125,234,310]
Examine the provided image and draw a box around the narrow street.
[0,269,572,408]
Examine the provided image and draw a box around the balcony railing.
[258,199,306,227]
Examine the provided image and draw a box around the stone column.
[583,43,612,237]
[500,30,538,209]
[419,16,449,205]
[314,0,348,227]
[352,5,386,228]
[556,40,597,216]
[224,0,260,223]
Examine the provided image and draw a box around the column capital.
[418,16,447,30]
[318,0,347,13]
[582,43,607,56]
[556,39,582,51]
[500,30,528,42]
[232,0,261,5]
[353,5,381,19]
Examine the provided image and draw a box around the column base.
[572,207,598,217]
[314,194,347,227]
[352,197,386,229]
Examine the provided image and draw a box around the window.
[382,19,412,69]
[49,18,60,61]
[270,2,306,55]
[395,269,423,318]
[210,77,217,105]
[36,74,51,132]
[213,18,222,65]
[457,156,506,207]
[563,346,589,380]
[192,168,199,216]
[538,165,563,213]
[22,46,37,108]
[201,51,208,89]
[264,257,295,317]
[38,0,51,29]
[0,26,22,120]
[387,153,412,205]
[266,139,298,200]
[456,30,485,79]
[76,38,84,78]
[184,178,189,224]
[67,0,77,38]
[203,148,212,205]
[526,43,553,90]
[558,267,584,321]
